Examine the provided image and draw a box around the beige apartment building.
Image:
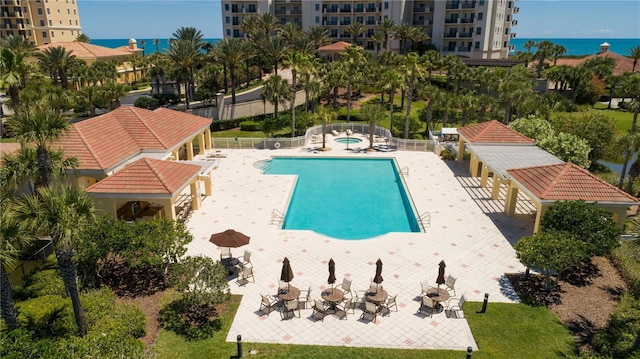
[221,0,518,59]
[1,0,82,46]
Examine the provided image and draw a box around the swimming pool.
[334,137,363,144]
[263,157,420,239]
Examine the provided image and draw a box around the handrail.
[271,209,285,225]
[418,212,431,231]
[400,166,409,177]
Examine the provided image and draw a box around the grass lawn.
[154,297,576,359]
[555,106,634,134]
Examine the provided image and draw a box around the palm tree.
[153,39,160,54]
[261,74,291,119]
[418,84,441,133]
[15,185,95,336]
[393,23,418,55]
[1,146,77,195]
[167,39,201,108]
[360,103,386,150]
[523,40,536,67]
[36,46,81,90]
[533,40,554,78]
[378,19,396,51]
[261,35,288,74]
[172,26,205,49]
[567,64,594,104]
[139,39,146,56]
[0,48,29,108]
[74,33,91,43]
[213,38,244,104]
[617,133,640,190]
[312,106,337,150]
[283,52,309,137]
[0,199,34,331]
[340,45,367,122]
[401,53,426,138]
[305,26,330,51]
[380,67,405,134]
[552,44,566,66]
[299,56,322,113]
[279,22,303,43]
[256,12,280,35]
[345,22,365,45]
[371,31,385,58]
[498,66,533,124]
[6,107,70,188]
[629,45,640,73]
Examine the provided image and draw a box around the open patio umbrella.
[280,257,294,290]
[209,229,250,248]
[436,260,446,288]
[328,258,336,288]
[373,258,383,288]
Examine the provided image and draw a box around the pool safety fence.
[211,124,437,152]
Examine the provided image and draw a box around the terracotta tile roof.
[36,41,140,60]
[53,107,211,171]
[507,162,638,203]
[553,51,635,76]
[85,158,201,195]
[319,41,357,52]
[457,120,535,144]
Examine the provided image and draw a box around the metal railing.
[7,239,55,288]
[271,209,285,225]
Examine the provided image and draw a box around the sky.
[77,0,640,40]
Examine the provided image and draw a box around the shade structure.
[436,260,446,287]
[209,229,250,248]
[280,257,294,285]
[328,258,336,288]
[373,258,383,286]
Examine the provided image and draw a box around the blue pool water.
[263,157,420,240]
[335,137,363,144]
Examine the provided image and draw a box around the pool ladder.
[417,212,431,231]
[271,209,285,225]
[400,166,409,177]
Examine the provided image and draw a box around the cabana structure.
[53,106,214,221]
[455,120,638,233]
[318,41,360,61]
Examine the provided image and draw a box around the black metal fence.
[7,239,55,288]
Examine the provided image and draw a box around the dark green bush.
[210,118,244,131]
[14,269,65,300]
[134,96,160,110]
[82,287,146,339]
[159,298,221,340]
[611,241,640,297]
[440,149,457,160]
[16,295,74,338]
[592,292,640,358]
[239,120,261,131]
[153,93,180,105]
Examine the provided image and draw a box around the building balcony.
[413,20,425,26]
[511,19,518,26]
[339,7,351,12]
[366,20,376,25]
[413,6,433,13]
[511,32,516,38]
[340,20,351,25]
[460,17,474,23]
[509,45,515,51]
[458,32,473,38]
[340,34,351,39]
[324,21,338,26]
[458,46,472,52]
[461,2,476,9]
[446,3,460,9]
[354,8,364,13]
[366,7,378,12]
[513,7,519,13]
[444,18,459,24]
[444,32,458,38]
[290,9,301,14]
[324,8,338,13]
[275,9,286,15]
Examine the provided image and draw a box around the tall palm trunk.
[37,147,51,188]
[230,66,237,104]
[222,63,229,94]
[0,266,18,330]
[347,72,353,122]
[290,69,297,137]
[57,248,88,336]
[619,152,631,189]
[389,91,395,135]
[404,74,415,139]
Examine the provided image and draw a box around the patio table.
[426,287,450,311]
[278,286,301,302]
[365,287,388,305]
[321,288,344,312]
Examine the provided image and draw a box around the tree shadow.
[560,260,601,287]
[99,259,167,298]
[505,273,563,307]
[566,314,599,350]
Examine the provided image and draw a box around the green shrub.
[239,120,261,131]
[134,96,160,110]
[16,295,74,338]
[14,269,65,300]
[440,149,456,160]
[592,292,640,358]
[82,287,146,339]
[153,93,180,105]
[611,242,640,297]
[159,298,221,340]
[210,118,244,131]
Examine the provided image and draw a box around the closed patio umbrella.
[328,258,336,288]
[436,260,446,288]
[373,258,383,289]
[280,257,294,289]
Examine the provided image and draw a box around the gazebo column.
[480,166,490,188]
[470,156,482,177]
[456,140,465,161]
[172,150,179,161]
[186,141,194,160]
[198,173,213,196]
[504,183,519,216]
[610,207,628,231]
[198,133,206,155]
[190,182,201,210]
[533,204,546,234]
[491,174,502,200]
[155,198,175,220]
[205,128,212,150]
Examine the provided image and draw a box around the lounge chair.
[447,294,466,318]
[281,299,301,320]
[360,301,378,322]
[331,129,340,136]
[237,250,252,268]
[335,298,354,320]
[346,129,353,136]
[236,267,254,286]
[445,275,457,297]
[418,296,435,317]
[220,247,232,261]
[380,294,398,316]
[338,277,353,298]
[311,299,328,321]
[259,294,279,316]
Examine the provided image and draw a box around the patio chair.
[346,128,353,136]
[220,247,232,261]
[237,250,252,268]
[419,279,433,297]
[418,296,435,317]
[311,299,328,322]
[445,275,457,297]
[259,294,279,316]
[446,294,467,319]
[338,277,353,298]
[335,298,354,320]
[299,286,313,309]
[281,299,301,320]
[331,129,340,136]
[360,301,378,323]
[278,280,290,294]
[236,267,254,286]
[380,294,398,316]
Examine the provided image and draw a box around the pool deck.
[185,134,535,352]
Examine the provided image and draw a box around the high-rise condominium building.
[221,0,519,59]
[1,0,83,46]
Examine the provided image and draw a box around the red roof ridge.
[144,158,173,193]
[73,125,105,168]
[127,107,168,148]
[458,120,534,143]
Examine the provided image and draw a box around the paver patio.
[184,135,534,351]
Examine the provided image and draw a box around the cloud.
[596,29,614,34]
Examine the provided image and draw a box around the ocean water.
[91,38,221,54]
[510,38,640,56]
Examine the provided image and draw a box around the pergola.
[455,120,638,233]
